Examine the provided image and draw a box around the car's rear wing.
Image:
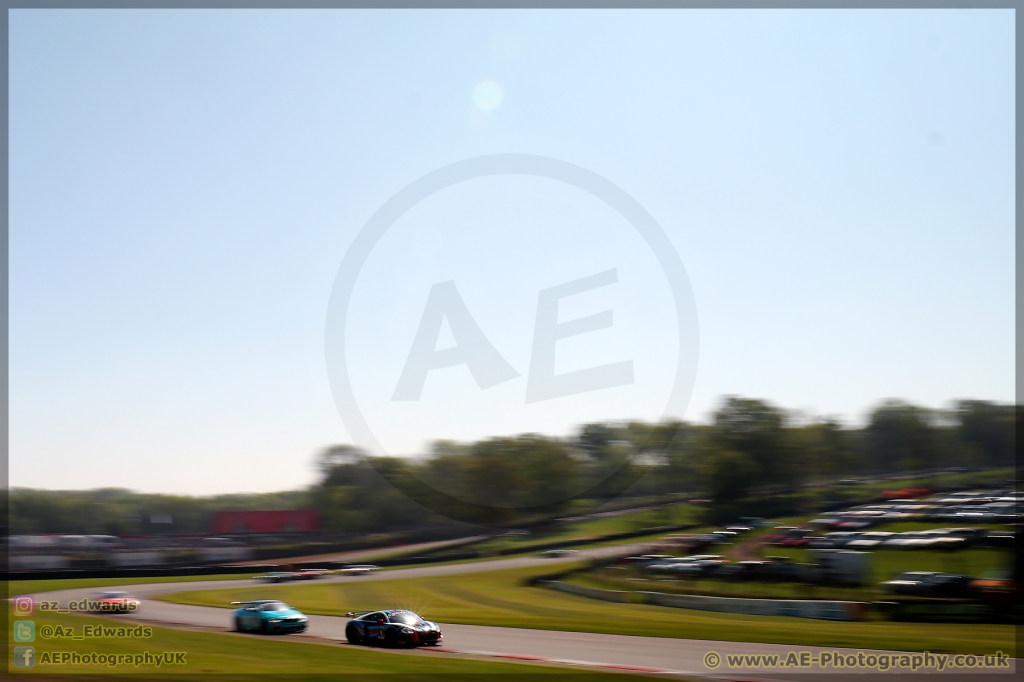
[345,611,371,617]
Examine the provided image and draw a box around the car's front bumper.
[269,619,308,633]
[408,630,442,645]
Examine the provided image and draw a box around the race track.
[25,546,1018,681]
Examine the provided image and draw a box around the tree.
[711,396,800,490]
[793,418,857,481]
[705,448,758,504]
[863,400,938,473]
[954,400,1015,468]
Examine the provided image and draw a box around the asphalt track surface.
[28,545,1017,681]
[232,534,491,566]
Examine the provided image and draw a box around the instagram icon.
[12,595,35,617]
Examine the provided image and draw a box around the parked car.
[648,555,726,578]
[844,532,894,549]
[980,530,1016,548]
[717,561,767,581]
[808,532,860,549]
[880,531,922,548]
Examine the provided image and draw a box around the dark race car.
[344,609,443,647]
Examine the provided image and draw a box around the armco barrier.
[9,555,70,571]
[1,563,285,581]
[541,580,866,621]
[539,581,635,603]
[4,518,693,580]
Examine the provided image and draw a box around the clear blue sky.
[10,9,1015,494]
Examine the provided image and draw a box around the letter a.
[392,281,519,400]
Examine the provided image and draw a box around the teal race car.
[231,600,309,634]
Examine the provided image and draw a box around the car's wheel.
[345,624,361,645]
[234,617,243,632]
[260,620,269,635]
[384,630,397,648]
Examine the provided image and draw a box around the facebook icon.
[13,646,34,668]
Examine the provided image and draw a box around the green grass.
[157,563,1015,656]
[821,468,1016,501]
[5,607,641,679]
[469,504,699,555]
[568,570,874,602]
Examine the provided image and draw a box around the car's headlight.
[298,616,308,622]
[401,628,414,634]
[269,619,281,624]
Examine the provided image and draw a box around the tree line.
[8,397,1015,535]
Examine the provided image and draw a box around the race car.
[295,568,329,579]
[254,572,297,583]
[231,600,309,634]
[344,609,442,647]
[254,569,330,583]
[336,564,379,575]
[89,591,141,613]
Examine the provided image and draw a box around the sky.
[9,9,1015,495]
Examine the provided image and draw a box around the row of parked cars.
[764,526,1015,551]
[633,554,803,582]
[623,553,1018,598]
[624,552,868,586]
[813,491,1020,530]
[648,525,754,555]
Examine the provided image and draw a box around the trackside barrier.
[540,580,866,621]
[5,519,698,580]
[539,581,635,603]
